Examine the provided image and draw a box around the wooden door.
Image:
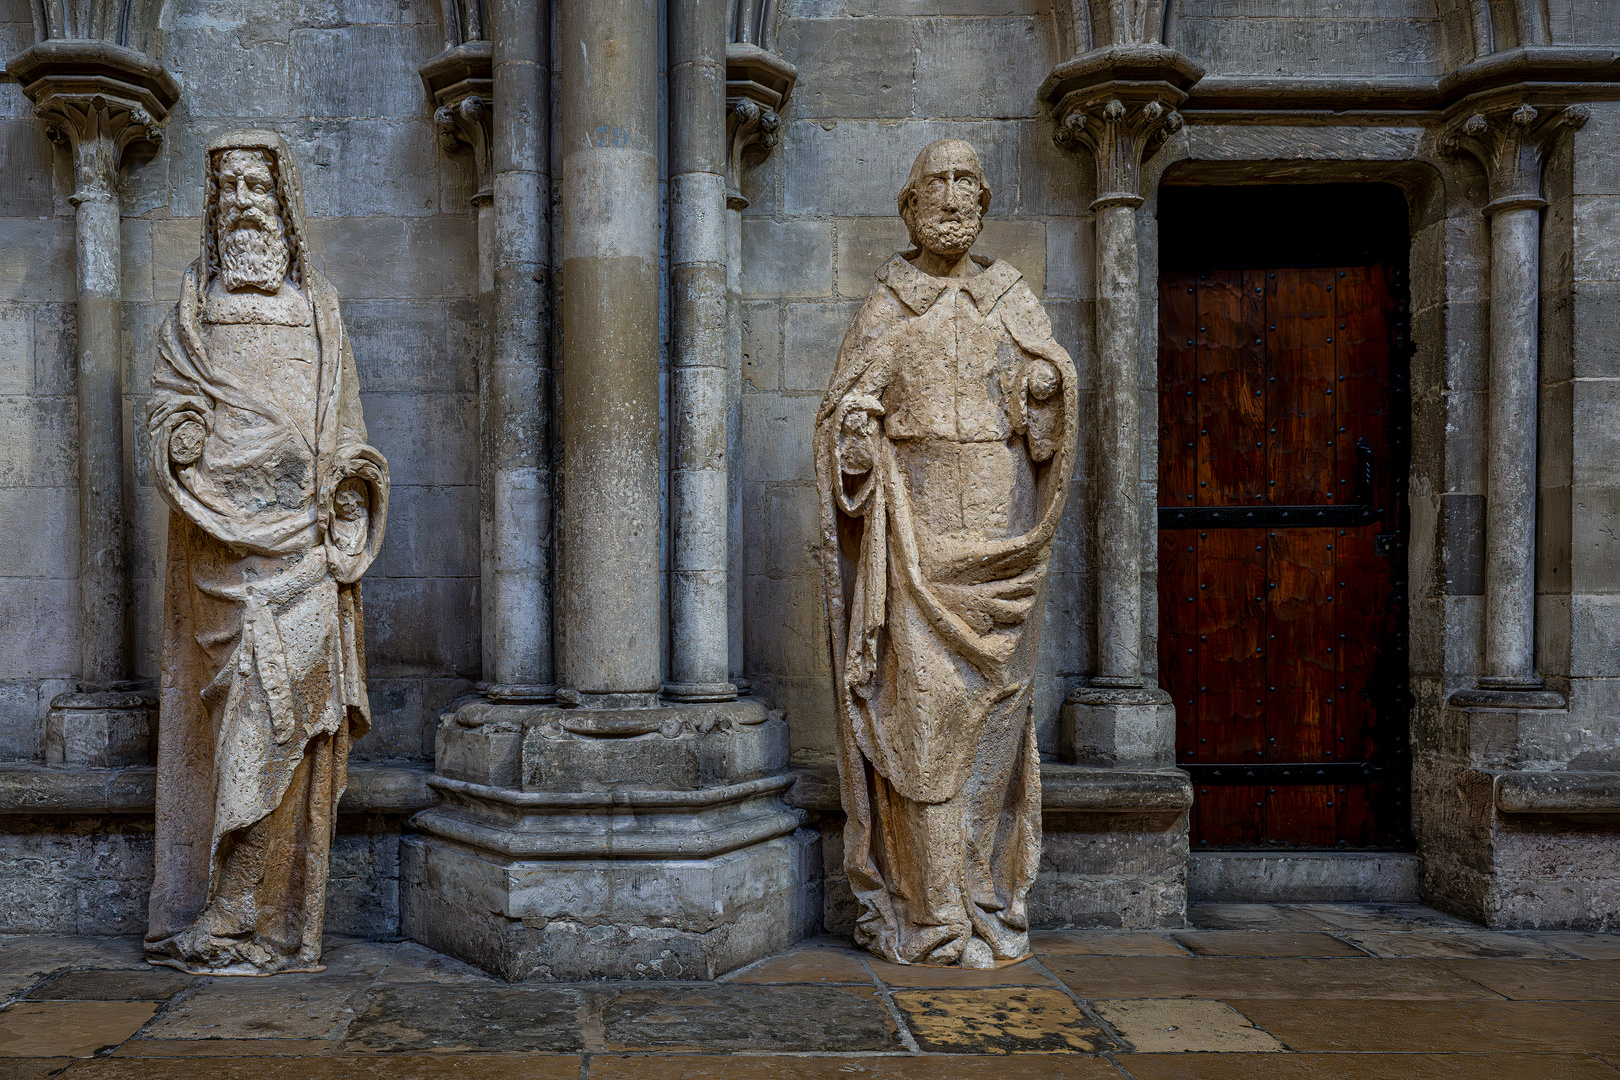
[1158,266,1410,849]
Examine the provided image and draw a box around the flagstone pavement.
[0,903,1617,1078]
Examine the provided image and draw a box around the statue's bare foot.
[960,937,996,969]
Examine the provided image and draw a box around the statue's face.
[902,144,984,260]
[216,148,291,293]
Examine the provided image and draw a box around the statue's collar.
[877,251,1021,316]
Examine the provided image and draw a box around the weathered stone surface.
[344,985,585,1052]
[599,984,902,1052]
[818,140,1078,968]
[144,133,389,977]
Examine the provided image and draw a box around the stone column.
[1052,92,1183,757]
[555,0,662,704]
[8,41,177,760]
[722,42,794,690]
[1445,102,1586,708]
[486,0,554,701]
[665,0,735,703]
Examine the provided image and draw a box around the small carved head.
[898,139,991,260]
[214,147,291,294]
[333,478,368,522]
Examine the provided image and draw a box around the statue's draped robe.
[816,253,1077,966]
[145,264,386,975]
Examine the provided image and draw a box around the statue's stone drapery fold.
[144,130,388,976]
[816,140,1078,968]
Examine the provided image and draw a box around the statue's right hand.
[170,419,206,465]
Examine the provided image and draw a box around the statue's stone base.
[403,698,819,979]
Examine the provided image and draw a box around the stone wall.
[0,0,480,763]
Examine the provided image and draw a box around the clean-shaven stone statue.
[144,130,388,975]
[816,139,1077,968]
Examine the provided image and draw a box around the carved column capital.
[1053,93,1184,210]
[420,40,494,203]
[8,40,177,202]
[1442,101,1589,216]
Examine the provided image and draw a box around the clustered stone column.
[404,0,810,982]
[1445,101,1586,708]
[8,40,178,762]
[1050,83,1186,763]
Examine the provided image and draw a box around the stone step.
[1188,851,1422,904]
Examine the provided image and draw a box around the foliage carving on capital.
[1442,102,1589,215]
[37,91,163,203]
[1053,95,1183,210]
[725,96,781,210]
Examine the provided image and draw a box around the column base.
[406,697,817,979]
[1448,680,1566,709]
[663,681,739,703]
[46,690,155,768]
[1062,681,1176,767]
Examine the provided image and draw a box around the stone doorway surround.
[1035,31,1620,927]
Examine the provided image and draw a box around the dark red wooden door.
[1158,266,1410,850]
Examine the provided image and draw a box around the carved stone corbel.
[725,97,780,210]
[1053,94,1183,209]
[724,42,795,209]
[420,40,494,201]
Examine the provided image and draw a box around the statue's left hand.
[1028,359,1060,401]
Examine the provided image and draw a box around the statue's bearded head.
[899,139,990,261]
[215,148,291,293]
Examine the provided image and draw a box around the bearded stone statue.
[144,131,388,975]
[816,139,1078,968]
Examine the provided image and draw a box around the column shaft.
[487,0,553,696]
[666,0,734,700]
[558,0,662,698]
[725,200,746,687]
[1483,205,1541,686]
[1093,200,1144,687]
[73,190,127,687]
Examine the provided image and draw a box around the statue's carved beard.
[218,208,291,293]
[912,207,982,258]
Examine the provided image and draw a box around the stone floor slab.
[721,946,873,984]
[0,1061,71,1079]
[64,1054,584,1078]
[1187,905,1344,931]
[0,936,148,977]
[1031,931,1190,957]
[887,987,1105,1054]
[1341,931,1573,959]
[1300,904,1474,931]
[331,942,496,986]
[1045,956,1506,999]
[1437,960,1620,1000]
[142,974,373,1040]
[27,969,192,1000]
[865,958,1055,988]
[1171,932,1367,958]
[1115,1052,1620,1079]
[585,1056,1123,1078]
[1227,999,1620,1052]
[0,1000,157,1057]
[1536,935,1620,960]
[343,985,585,1052]
[1091,998,1285,1052]
[598,985,902,1053]
[109,1039,339,1056]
